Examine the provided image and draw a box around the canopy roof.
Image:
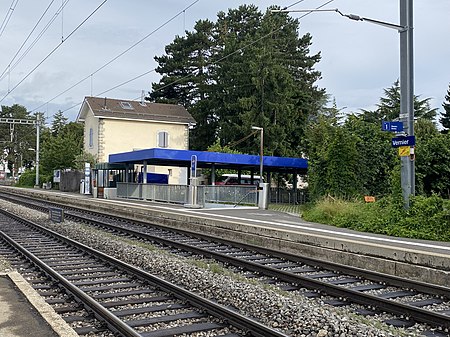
[109,148,307,174]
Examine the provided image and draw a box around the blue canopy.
[109,148,307,174]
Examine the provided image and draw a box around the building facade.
[77,96,196,184]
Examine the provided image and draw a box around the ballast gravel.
[0,201,431,337]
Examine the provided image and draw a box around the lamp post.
[251,126,263,185]
[273,1,414,207]
[34,119,40,188]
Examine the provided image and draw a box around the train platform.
[1,186,449,288]
[0,272,77,337]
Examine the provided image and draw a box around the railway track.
[0,208,287,337]
[1,191,450,336]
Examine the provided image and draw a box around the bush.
[396,195,450,241]
[302,194,450,241]
[16,170,52,188]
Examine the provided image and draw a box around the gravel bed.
[1,200,432,337]
[0,257,13,272]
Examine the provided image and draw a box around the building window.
[89,128,94,148]
[158,131,168,148]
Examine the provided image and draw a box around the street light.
[36,119,40,188]
[251,126,264,185]
[273,1,415,207]
[28,117,41,188]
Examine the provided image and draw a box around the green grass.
[268,203,303,216]
[301,195,450,241]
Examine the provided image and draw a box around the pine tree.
[51,110,68,136]
[149,5,325,155]
[362,80,438,123]
[440,83,450,133]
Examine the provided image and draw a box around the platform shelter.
[99,148,308,207]
[109,148,306,178]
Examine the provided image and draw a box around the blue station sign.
[391,135,415,148]
[382,121,404,132]
[190,155,198,177]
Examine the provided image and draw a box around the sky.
[0,0,449,125]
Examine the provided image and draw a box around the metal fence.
[269,188,308,204]
[117,183,189,204]
[117,183,142,199]
[116,183,258,207]
[199,185,258,206]
[143,184,189,204]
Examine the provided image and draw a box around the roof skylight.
[120,101,134,110]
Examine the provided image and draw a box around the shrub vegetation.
[302,195,450,241]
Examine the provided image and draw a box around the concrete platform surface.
[0,272,77,337]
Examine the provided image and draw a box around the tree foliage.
[305,77,447,201]
[0,104,37,176]
[40,121,84,175]
[360,80,438,123]
[51,110,69,136]
[440,83,450,133]
[149,5,325,156]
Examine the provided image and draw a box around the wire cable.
[0,0,19,38]
[151,0,335,96]
[39,0,334,117]
[96,0,334,107]
[0,0,108,104]
[29,0,200,113]
[0,0,57,82]
[1,0,70,83]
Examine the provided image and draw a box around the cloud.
[0,0,448,124]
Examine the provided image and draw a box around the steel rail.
[2,192,450,328]
[0,208,289,337]
[3,191,449,297]
[65,211,450,329]
[0,233,141,337]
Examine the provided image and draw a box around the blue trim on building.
[109,148,307,173]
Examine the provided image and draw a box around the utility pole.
[0,117,40,186]
[272,0,415,207]
[399,0,415,205]
[35,119,40,187]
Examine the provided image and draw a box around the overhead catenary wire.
[30,0,200,114]
[60,0,334,117]
[118,1,337,104]
[36,0,334,120]
[149,0,335,96]
[8,1,70,80]
[0,0,19,38]
[58,68,157,115]
[0,0,58,82]
[0,0,108,104]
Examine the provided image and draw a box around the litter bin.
[258,183,269,210]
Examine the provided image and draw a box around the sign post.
[185,155,201,208]
[190,155,197,178]
[48,207,64,223]
[84,163,91,195]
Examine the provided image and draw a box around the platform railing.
[117,182,188,204]
[117,182,142,199]
[199,185,258,207]
[143,184,189,204]
[116,182,258,207]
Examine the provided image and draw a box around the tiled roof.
[83,96,196,124]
